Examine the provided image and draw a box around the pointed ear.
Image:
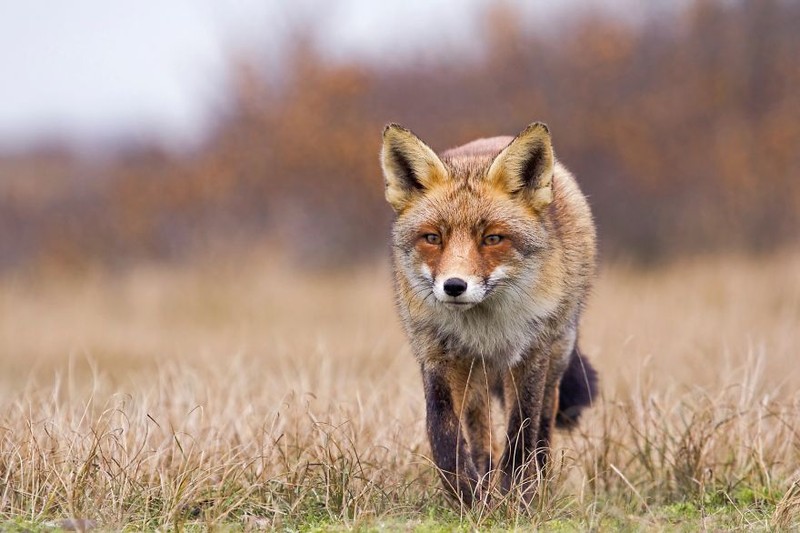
[486,122,555,210]
[381,124,448,212]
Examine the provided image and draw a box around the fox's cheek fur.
[410,238,524,306]
[414,240,441,276]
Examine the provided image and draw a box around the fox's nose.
[443,278,468,297]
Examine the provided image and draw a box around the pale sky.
[0,0,662,151]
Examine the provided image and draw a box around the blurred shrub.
[1,0,798,271]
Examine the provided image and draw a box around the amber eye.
[423,233,442,245]
[483,234,503,246]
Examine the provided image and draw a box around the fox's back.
[441,136,595,260]
[442,136,514,160]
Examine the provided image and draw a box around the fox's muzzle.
[433,273,485,308]
[442,278,468,297]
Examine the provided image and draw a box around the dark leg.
[499,351,549,497]
[422,362,480,505]
[535,329,583,471]
[536,383,559,471]
[462,377,493,479]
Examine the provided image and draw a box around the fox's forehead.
[440,157,495,190]
[403,182,533,230]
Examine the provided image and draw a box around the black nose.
[443,278,468,297]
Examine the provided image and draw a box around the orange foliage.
[0,0,798,270]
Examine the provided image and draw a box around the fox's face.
[382,123,556,311]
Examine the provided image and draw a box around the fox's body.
[381,123,598,504]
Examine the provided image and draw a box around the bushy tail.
[556,346,598,430]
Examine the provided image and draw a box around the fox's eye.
[483,234,503,246]
[423,233,442,245]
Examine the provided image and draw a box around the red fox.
[380,122,598,505]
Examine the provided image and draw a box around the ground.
[1,252,799,531]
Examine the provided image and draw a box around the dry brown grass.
[1,252,799,530]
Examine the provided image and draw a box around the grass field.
[1,252,799,531]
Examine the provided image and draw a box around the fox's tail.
[556,346,598,429]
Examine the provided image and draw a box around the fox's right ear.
[381,124,447,213]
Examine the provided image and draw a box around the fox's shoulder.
[441,136,514,161]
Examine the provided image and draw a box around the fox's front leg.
[536,329,578,471]
[499,348,550,497]
[421,361,481,505]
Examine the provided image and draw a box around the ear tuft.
[380,124,447,212]
[487,122,555,210]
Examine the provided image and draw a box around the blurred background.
[1,0,799,272]
[2,4,800,526]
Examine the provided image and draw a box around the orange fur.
[381,122,598,505]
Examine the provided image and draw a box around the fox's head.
[382,122,556,311]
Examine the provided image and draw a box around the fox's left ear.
[487,122,554,210]
[381,124,448,213]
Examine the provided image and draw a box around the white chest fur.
[429,289,560,366]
